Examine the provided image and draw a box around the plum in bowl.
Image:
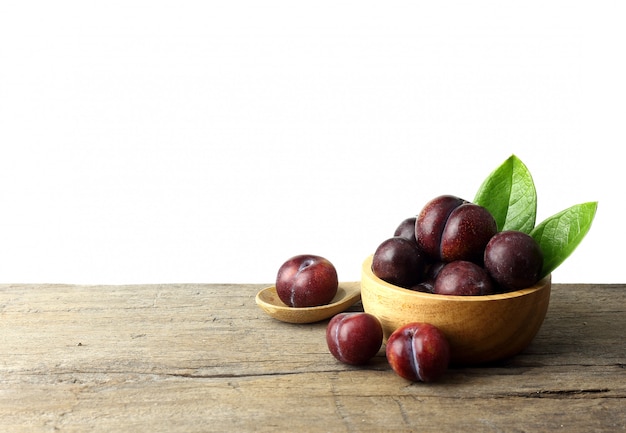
[360,255,551,366]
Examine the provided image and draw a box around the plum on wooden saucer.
[275,254,339,308]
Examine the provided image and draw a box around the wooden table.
[1,282,624,432]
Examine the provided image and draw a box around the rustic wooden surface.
[1,282,624,432]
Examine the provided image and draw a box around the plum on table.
[326,313,383,365]
[386,322,450,382]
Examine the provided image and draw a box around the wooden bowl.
[360,255,551,365]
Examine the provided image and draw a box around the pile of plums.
[374,194,544,295]
[326,312,450,383]
[274,195,544,383]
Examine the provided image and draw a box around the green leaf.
[530,202,598,278]
[474,155,537,233]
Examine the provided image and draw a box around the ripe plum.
[416,195,496,264]
[416,195,466,260]
[372,237,426,288]
[484,230,543,292]
[440,203,497,264]
[394,217,417,244]
[386,322,450,382]
[275,254,338,307]
[326,313,383,365]
[434,260,494,296]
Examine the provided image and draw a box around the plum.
[386,322,450,382]
[326,313,383,365]
[484,230,543,292]
[416,195,467,260]
[372,237,426,288]
[275,254,338,307]
[434,260,494,296]
[416,195,496,264]
[394,216,417,244]
[440,203,497,264]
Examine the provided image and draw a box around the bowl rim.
[362,255,551,302]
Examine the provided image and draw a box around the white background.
[0,1,623,285]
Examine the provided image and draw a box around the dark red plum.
[434,260,494,296]
[484,230,543,292]
[386,322,450,382]
[394,217,417,244]
[416,195,496,264]
[326,313,383,365]
[372,237,426,288]
[275,254,338,307]
[440,203,497,264]
[416,195,466,260]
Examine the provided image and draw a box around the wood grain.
[1,282,624,432]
